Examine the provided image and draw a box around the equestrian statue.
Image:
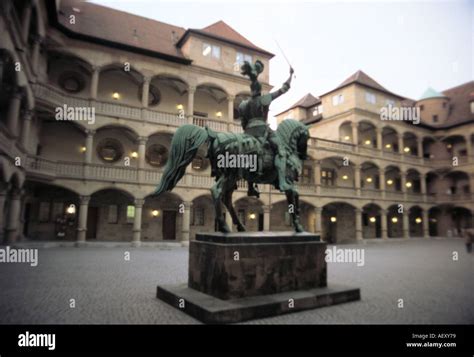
[152,61,309,233]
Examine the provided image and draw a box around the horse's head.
[276,119,309,159]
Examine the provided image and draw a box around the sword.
[274,39,296,79]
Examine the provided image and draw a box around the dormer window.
[365,92,376,104]
[236,52,252,66]
[202,43,220,59]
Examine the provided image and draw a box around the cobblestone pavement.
[0,238,472,324]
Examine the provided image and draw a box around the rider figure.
[238,60,294,196]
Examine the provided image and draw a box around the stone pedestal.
[157,232,360,323]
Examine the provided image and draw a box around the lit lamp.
[391,217,398,223]
[385,144,392,149]
[216,111,222,118]
[387,179,393,186]
[66,204,76,215]
[342,175,349,180]
[366,177,373,183]
[403,147,410,153]
[249,213,256,220]
[112,92,121,100]
[344,136,351,141]
[131,152,138,158]
[364,139,371,145]
[330,216,337,223]
[446,144,452,149]
[80,146,87,153]
[405,182,412,188]
[369,217,376,223]
[415,217,422,224]
[152,210,160,217]
[176,104,184,110]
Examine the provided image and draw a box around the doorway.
[162,210,176,240]
[86,207,98,239]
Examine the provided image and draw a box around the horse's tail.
[153,125,209,196]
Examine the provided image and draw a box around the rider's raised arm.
[270,67,294,100]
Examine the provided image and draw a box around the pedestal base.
[157,283,360,323]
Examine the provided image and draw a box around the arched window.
[146,144,168,167]
[97,138,124,163]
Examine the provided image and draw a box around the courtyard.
[0,238,472,324]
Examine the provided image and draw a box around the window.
[97,138,124,163]
[432,115,438,123]
[332,94,344,106]
[420,105,424,111]
[321,169,335,186]
[202,43,220,59]
[236,52,252,66]
[386,99,395,107]
[365,92,376,104]
[146,144,168,167]
[126,205,135,223]
[192,207,205,226]
[442,102,447,108]
[301,166,312,184]
[108,205,118,224]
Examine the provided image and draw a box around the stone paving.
[0,238,472,324]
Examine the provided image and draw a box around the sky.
[91,0,473,120]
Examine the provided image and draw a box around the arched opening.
[358,121,377,147]
[23,182,79,241]
[428,206,442,237]
[97,64,144,107]
[382,126,398,152]
[385,165,402,192]
[322,202,356,243]
[94,125,139,167]
[149,74,188,112]
[194,83,228,122]
[402,132,418,156]
[441,135,468,161]
[387,204,403,238]
[37,120,85,162]
[406,169,421,194]
[422,136,436,159]
[88,188,135,241]
[408,206,423,237]
[362,203,382,239]
[320,156,355,189]
[142,192,183,241]
[338,121,352,142]
[360,161,380,190]
[234,197,264,232]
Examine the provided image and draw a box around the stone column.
[84,130,95,164]
[141,77,150,108]
[5,189,22,244]
[380,170,386,198]
[355,208,363,241]
[381,209,388,239]
[401,171,407,194]
[76,196,90,245]
[31,35,43,74]
[314,206,322,236]
[0,185,9,241]
[420,174,427,202]
[376,127,383,150]
[402,209,409,239]
[90,66,100,100]
[181,201,192,243]
[313,160,321,194]
[354,164,361,196]
[137,137,147,169]
[187,86,196,124]
[417,138,423,158]
[398,135,404,154]
[422,209,430,238]
[132,199,144,246]
[351,122,359,147]
[20,110,33,150]
[7,89,22,138]
[263,205,271,231]
[21,4,32,43]
[465,135,473,162]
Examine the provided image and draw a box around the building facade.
[0,0,473,246]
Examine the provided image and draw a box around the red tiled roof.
[275,93,320,116]
[56,1,272,62]
[442,81,474,124]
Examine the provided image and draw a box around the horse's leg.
[211,176,230,233]
[285,188,304,233]
[223,181,246,232]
